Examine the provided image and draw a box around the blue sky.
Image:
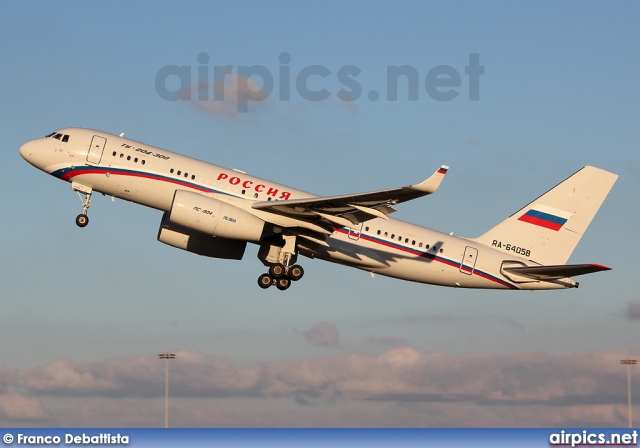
[2,1,640,427]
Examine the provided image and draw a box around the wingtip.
[590,263,612,271]
[410,165,450,193]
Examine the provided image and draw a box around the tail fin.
[472,166,618,265]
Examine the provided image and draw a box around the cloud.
[363,336,409,348]
[500,317,526,332]
[0,393,48,420]
[626,301,640,320]
[294,395,313,406]
[465,138,481,146]
[16,349,631,405]
[388,313,459,326]
[4,348,639,426]
[298,322,342,347]
[183,71,271,119]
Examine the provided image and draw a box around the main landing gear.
[257,263,305,291]
[257,234,304,291]
[72,182,92,228]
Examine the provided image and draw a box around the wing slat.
[251,165,449,228]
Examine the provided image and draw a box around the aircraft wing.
[502,263,611,280]
[251,165,449,230]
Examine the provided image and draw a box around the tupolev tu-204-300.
[20,128,618,291]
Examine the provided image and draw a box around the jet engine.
[167,190,265,242]
[157,212,247,260]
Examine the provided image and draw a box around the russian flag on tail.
[518,204,572,231]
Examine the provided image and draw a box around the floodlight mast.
[621,359,637,428]
[159,353,176,428]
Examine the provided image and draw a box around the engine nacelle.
[168,190,265,242]
[158,213,247,260]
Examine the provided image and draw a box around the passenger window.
[112,151,116,157]
[62,135,69,142]
[405,238,409,243]
[412,240,415,245]
[419,242,423,248]
[191,175,195,180]
[184,173,188,178]
[242,189,246,194]
[134,158,138,163]
[127,156,131,161]
[120,154,124,158]
[384,232,388,237]
[177,171,181,175]
[377,230,381,235]
[365,227,369,232]
[391,234,395,239]
[254,193,258,198]
[141,160,146,165]
[440,248,444,253]
[398,236,402,241]
[426,244,430,249]
[170,169,174,173]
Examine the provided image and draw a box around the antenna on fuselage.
[119,133,125,137]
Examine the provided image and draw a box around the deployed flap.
[503,263,611,280]
[251,165,449,227]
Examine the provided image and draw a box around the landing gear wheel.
[288,265,304,281]
[258,274,273,289]
[269,263,286,278]
[76,214,89,228]
[276,277,291,291]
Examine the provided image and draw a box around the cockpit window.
[62,135,69,142]
[53,133,62,140]
[45,132,56,138]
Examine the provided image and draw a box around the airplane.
[19,128,618,291]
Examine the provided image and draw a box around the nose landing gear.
[72,182,92,228]
[75,213,89,227]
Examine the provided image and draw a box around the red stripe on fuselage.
[334,229,514,289]
[60,168,212,193]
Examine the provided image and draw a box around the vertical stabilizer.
[472,166,617,265]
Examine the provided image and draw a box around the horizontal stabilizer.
[503,263,611,280]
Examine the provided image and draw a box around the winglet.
[408,165,449,193]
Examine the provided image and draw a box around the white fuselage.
[19,128,575,290]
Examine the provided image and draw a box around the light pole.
[621,359,637,428]
[159,353,176,428]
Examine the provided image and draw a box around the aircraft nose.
[19,140,35,161]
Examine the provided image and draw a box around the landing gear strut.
[73,182,92,228]
[257,234,305,291]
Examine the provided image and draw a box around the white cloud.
[4,348,638,426]
[0,393,48,420]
